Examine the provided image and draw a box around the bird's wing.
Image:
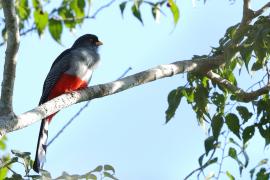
[39,49,72,105]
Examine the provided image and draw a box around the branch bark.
[0,55,224,137]
[206,71,270,102]
[254,1,270,18]
[0,0,20,115]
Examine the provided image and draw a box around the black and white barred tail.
[33,119,49,173]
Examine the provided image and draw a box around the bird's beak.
[96,41,103,46]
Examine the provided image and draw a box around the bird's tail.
[33,118,50,173]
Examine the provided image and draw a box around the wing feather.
[39,49,72,105]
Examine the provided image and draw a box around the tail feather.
[33,119,49,173]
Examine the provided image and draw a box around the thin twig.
[0,158,17,174]
[206,70,270,102]
[90,0,117,19]
[184,149,216,180]
[254,2,270,18]
[215,131,229,179]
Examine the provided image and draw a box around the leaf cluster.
[11,0,89,43]
[119,0,179,25]
[0,0,180,44]
[165,15,270,179]
[0,146,118,180]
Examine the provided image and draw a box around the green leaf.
[205,157,218,166]
[211,114,224,140]
[0,157,18,169]
[254,42,266,64]
[58,7,76,29]
[181,88,194,103]
[257,98,267,117]
[34,10,49,36]
[11,150,31,158]
[103,172,119,180]
[194,84,209,124]
[168,0,179,25]
[242,125,255,144]
[32,0,41,9]
[226,24,238,39]
[17,0,31,21]
[211,92,226,113]
[204,136,215,156]
[236,106,253,123]
[228,147,245,175]
[165,87,183,123]
[225,113,241,139]
[250,168,255,179]
[55,171,81,179]
[70,0,85,19]
[104,164,115,174]
[8,174,23,180]
[0,166,8,180]
[80,172,97,180]
[77,0,86,10]
[48,18,63,43]
[91,165,103,172]
[251,60,263,71]
[240,45,252,72]
[226,171,235,180]
[151,5,159,22]
[258,124,270,146]
[198,154,205,167]
[40,169,51,178]
[250,159,269,179]
[228,147,237,160]
[119,2,127,17]
[258,159,268,166]
[0,139,6,150]
[131,4,143,24]
[256,168,270,180]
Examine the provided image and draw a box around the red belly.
[46,73,87,122]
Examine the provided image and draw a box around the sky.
[0,0,270,179]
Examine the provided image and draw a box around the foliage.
[0,147,118,180]
[0,136,9,179]
[165,14,270,179]
[0,0,180,44]
[1,0,270,179]
[0,0,181,178]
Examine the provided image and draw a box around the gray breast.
[65,47,100,82]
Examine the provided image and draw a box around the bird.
[33,34,102,173]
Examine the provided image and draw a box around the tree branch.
[241,0,252,26]
[205,71,270,102]
[254,1,270,18]
[0,55,224,137]
[0,0,20,116]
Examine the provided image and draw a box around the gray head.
[72,34,103,49]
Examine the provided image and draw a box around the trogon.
[33,34,102,173]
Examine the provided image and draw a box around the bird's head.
[72,34,103,49]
